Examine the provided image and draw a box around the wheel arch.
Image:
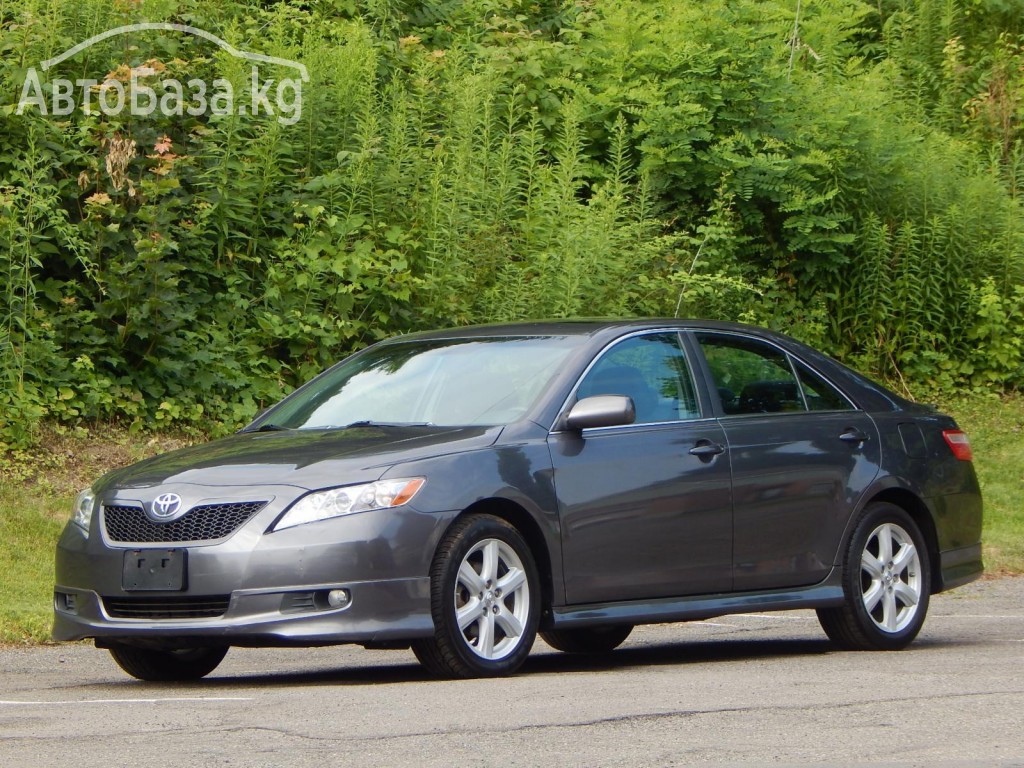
[447,498,556,620]
[862,487,943,593]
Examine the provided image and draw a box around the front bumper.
[53,486,458,646]
[53,577,433,646]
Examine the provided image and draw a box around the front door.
[549,332,733,605]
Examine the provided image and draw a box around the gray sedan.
[54,320,983,679]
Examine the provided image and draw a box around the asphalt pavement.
[2,577,1022,767]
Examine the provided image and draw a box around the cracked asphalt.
[2,577,1022,767]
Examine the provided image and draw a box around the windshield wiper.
[333,420,434,429]
[244,423,290,433]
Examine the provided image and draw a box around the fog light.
[55,592,77,614]
[326,589,351,609]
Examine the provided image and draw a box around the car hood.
[95,425,504,493]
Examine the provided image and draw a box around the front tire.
[817,502,931,651]
[412,514,540,678]
[108,645,228,681]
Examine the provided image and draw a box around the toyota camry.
[54,320,983,679]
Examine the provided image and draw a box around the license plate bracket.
[122,549,187,591]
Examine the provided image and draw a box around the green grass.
[0,426,195,645]
[1,394,1021,644]
[0,490,66,644]
[938,393,1024,575]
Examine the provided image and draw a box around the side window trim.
[550,329,709,433]
[785,352,811,412]
[677,331,719,420]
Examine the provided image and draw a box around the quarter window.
[793,359,854,411]
[576,333,700,423]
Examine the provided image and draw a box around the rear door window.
[694,333,804,415]
[693,333,856,415]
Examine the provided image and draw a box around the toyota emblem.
[151,492,184,520]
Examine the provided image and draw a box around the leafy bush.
[0,0,1022,449]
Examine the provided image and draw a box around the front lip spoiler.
[53,576,434,647]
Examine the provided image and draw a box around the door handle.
[839,428,869,444]
[689,440,726,458]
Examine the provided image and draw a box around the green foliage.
[964,277,1024,385]
[0,0,1023,451]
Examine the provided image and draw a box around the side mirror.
[564,395,636,431]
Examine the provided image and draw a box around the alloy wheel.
[454,538,531,660]
[860,522,923,634]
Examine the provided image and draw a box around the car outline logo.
[151,493,184,521]
[16,23,308,126]
[38,23,309,81]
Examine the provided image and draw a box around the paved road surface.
[2,577,1022,767]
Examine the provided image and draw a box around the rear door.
[548,331,733,604]
[691,332,881,591]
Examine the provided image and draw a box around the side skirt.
[548,573,844,630]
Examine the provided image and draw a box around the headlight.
[272,478,426,531]
[72,488,95,533]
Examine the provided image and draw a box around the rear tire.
[540,625,633,654]
[817,502,930,651]
[412,514,540,678]
[108,645,228,681]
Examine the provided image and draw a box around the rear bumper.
[937,543,984,592]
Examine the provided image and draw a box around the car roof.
[390,318,919,414]
[396,318,776,341]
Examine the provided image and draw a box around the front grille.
[103,595,231,619]
[103,501,267,544]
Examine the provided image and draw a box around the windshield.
[261,336,582,429]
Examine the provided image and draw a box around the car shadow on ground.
[81,632,980,691]
[182,636,839,688]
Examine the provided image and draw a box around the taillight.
[942,430,973,461]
